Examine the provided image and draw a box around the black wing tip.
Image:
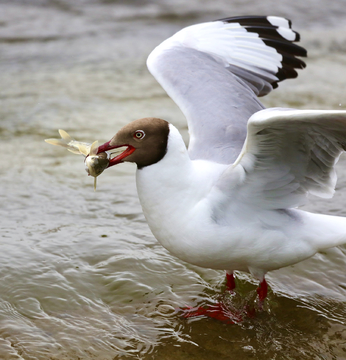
[276,66,298,81]
[218,15,286,22]
[216,15,307,85]
[218,15,292,28]
[262,38,307,58]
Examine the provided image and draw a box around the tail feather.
[306,212,346,251]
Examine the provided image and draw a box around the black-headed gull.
[96,16,346,305]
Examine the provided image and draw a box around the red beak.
[97,141,135,168]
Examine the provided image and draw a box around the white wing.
[216,108,346,210]
[147,16,307,164]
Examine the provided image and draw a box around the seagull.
[96,16,346,307]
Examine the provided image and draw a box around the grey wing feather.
[148,47,264,164]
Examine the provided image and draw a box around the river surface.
[1,1,346,359]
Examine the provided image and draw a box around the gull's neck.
[135,124,227,257]
[136,124,193,207]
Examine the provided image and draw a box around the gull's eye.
[133,130,145,140]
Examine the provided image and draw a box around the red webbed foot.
[178,274,269,324]
[179,302,243,324]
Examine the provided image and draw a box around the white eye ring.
[133,130,145,140]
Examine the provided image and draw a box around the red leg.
[256,278,268,302]
[226,272,236,291]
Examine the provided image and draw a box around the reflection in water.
[1,0,346,359]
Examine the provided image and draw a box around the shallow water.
[2,1,346,359]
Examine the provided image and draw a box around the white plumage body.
[136,123,346,281]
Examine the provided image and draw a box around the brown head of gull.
[97,117,170,169]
